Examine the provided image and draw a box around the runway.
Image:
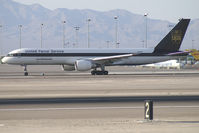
[1,64,199,99]
[0,64,199,133]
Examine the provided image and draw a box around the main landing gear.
[91,70,108,75]
[91,66,109,75]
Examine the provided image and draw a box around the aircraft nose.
[1,57,8,64]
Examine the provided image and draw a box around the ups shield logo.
[171,30,182,43]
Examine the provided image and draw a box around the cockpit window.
[7,54,13,57]
[7,53,21,57]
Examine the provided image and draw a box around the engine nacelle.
[61,65,75,71]
[75,60,93,71]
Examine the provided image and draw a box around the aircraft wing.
[91,54,133,65]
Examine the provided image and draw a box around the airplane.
[2,19,190,76]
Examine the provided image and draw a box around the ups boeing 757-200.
[2,19,190,76]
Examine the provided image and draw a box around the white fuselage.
[2,48,175,66]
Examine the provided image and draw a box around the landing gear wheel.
[91,70,96,75]
[91,65,108,75]
[103,71,108,75]
[91,71,96,75]
[91,70,109,75]
[96,71,103,75]
[24,72,28,76]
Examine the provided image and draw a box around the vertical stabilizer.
[154,19,190,53]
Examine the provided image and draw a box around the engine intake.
[75,60,93,71]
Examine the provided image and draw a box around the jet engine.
[61,65,75,71]
[75,60,93,71]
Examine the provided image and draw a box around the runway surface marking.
[0,105,199,111]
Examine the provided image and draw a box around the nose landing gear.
[23,65,28,76]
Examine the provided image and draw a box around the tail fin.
[153,19,190,54]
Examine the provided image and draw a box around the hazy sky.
[13,0,199,22]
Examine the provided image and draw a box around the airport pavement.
[1,65,199,99]
[0,64,199,133]
[0,102,199,133]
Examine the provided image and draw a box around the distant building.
[143,60,180,69]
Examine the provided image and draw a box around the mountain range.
[0,0,198,54]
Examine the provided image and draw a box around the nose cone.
[1,57,8,64]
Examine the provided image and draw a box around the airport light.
[141,40,145,48]
[192,39,195,49]
[168,24,174,32]
[168,24,174,29]
[0,25,2,55]
[114,16,119,48]
[106,41,110,48]
[74,26,80,48]
[72,43,75,48]
[40,23,44,48]
[87,18,91,48]
[19,25,22,49]
[62,21,66,48]
[144,13,148,48]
